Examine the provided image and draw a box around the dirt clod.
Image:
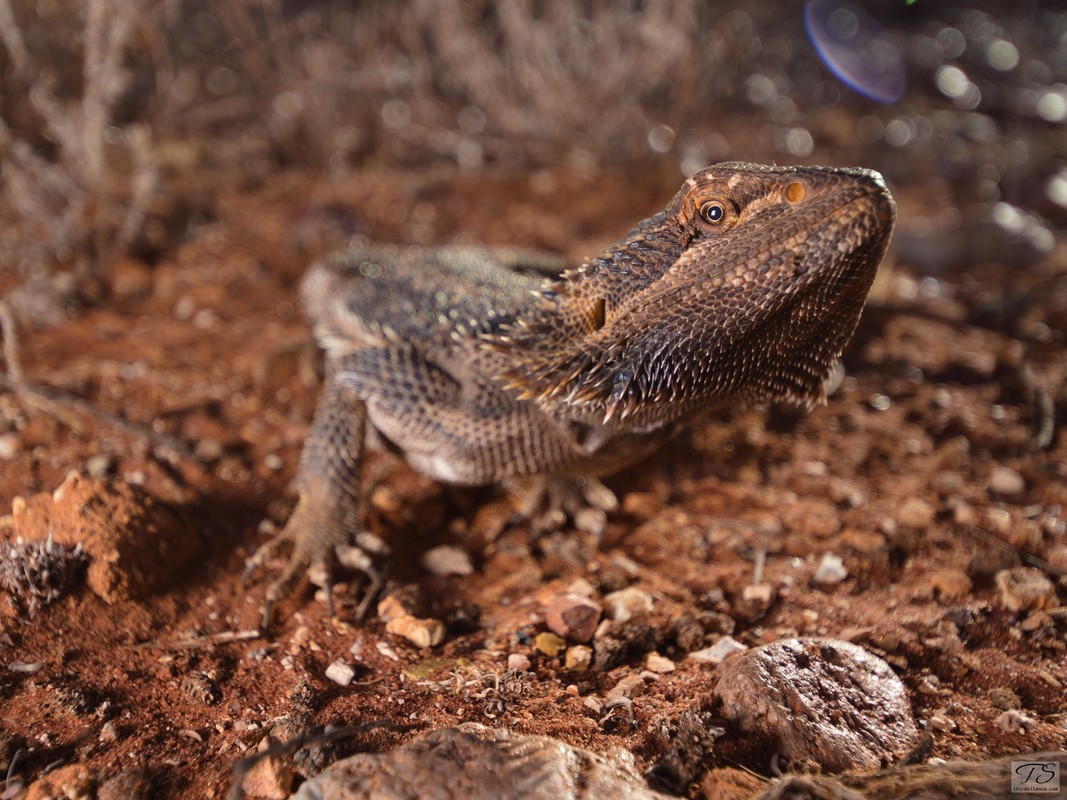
[8,473,197,603]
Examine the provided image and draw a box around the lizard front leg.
[245,364,371,629]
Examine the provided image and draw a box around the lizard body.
[248,162,896,624]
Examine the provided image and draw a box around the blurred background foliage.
[0,0,1064,284]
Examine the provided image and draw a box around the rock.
[700,767,766,800]
[714,638,919,772]
[995,567,1058,612]
[989,466,1026,497]
[98,770,151,800]
[385,614,446,648]
[533,632,566,657]
[419,545,473,577]
[602,587,653,622]
[812,552,848,586]
[988,687,1021,710]
[928,712,957,733]
[326,660,356,686]
[26,764,94,800]
[733,582,776,621]
[645,652,675,673]
[564,645,592,672]
[995,709,1033,733]
[291,724,675,800]
[929,568,972,601]
[607,674,647,700]
[243,747,295,799]
[9,472,198,603]
[376,595,408,622]
[0,432,19,460]
[688,636,747,665]
[782,499,840,538]
[839,529,886,555]
[671,614,706,652]
[985,507,1012,535]
[85,454,116,479]
[507,654,531,672]
[896,497,935,530]
[593,617,663,671]
[545,594,602,643]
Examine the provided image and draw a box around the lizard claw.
[508,476,618,541]
[249,502,391,631]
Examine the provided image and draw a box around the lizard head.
[483,162,896,427]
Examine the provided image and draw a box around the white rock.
[602,587,653,622]
[420,544,474,577]
[325,660,356,686]
[812,553,848,586]
[688,636,747,665]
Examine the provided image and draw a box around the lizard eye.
[699,200,727,225]
[784,180,807,203]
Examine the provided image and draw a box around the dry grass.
[0,0,761,297]
[0,0,158,276]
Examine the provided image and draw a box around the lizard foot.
[507,475,619,540]
[244,504,390,630]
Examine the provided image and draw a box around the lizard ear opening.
[590,297,607,331]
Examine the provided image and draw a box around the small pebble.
[419,544,473,577]
[325,660,356,686]
[996,709,1033,733]
[897,497,935,529]
[607,674,646,699]
[988,687,1021,710]
[602,587,653,622]
[242,747,295,800]
[812,552,848,586]
[194,438,225,462]
[534,632,566,657]
[928,713,958,733]
[688,636,748,665]
[952,501,977,527]
[507,654,532,672]
[995,567,1058,612]
[98,770,151,800]
[564,645,593,672]
[734,582,776,620]
[645,652,675,673]
[0,432,19,460]
[989,466,1026,497]
[377,595,409,622]
[85,454,116,478]
[929,568,972,601]
[545,594,602,643]
[985,507,1012,535]
[386,615,446,648]
[99,721,119,743]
